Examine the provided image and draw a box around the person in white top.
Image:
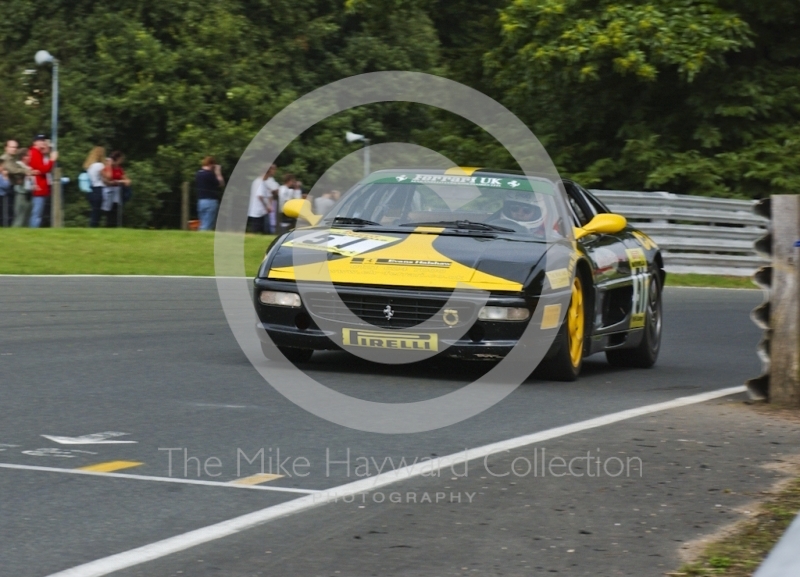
[82,146,107,228]
[313,189,339,216]
[277,173,302,232]
[247,171,270,234]
[262,164,279,234]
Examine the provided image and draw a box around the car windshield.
[321,175,567,239]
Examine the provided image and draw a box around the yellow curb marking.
[78,461,144,473]
[229,473,284,486]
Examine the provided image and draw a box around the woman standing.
[195,156,225,231]
[83,147,106,228]
[102,151,131,227]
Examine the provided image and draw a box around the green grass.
[678,477,800,577]
[0,229,274,277]
[0,229,761,288]
[665,274,758,290]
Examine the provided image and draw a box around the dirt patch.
[676,437,800,576]
[745,400,800,425]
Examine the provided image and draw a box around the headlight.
[259,291,302,307]
[478,306,530,321]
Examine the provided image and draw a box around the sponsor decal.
[343,329,439,351]
[351,258,452,268]
[368,174,548,193]
[630,313,646,329]
[443,309,460,327]
[625,248,647,269]
[626,247,649,329]
[412,174,502,187]
[284,229,400,257]
[540,304,562,330]
[546,269,571,290]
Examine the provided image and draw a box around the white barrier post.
[769,195,800,406]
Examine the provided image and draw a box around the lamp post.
[35,50,61,227]
[345,131,370,178]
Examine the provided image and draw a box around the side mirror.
[574,213,627,240]
[283,199,322,226]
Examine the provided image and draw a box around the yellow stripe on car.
[444,166,481,176]
[269,229,523,292]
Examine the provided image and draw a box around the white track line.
[44,385,746,577]
[0,464,317,495]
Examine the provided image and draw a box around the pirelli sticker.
[342,329,438,351]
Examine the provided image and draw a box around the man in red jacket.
[28,134,58,228]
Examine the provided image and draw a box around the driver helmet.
[502,192,544,233]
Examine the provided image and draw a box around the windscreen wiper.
[401,220,516,233]
[327,216,382,226]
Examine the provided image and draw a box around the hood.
[265,227,548,292]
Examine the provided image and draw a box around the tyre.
[606,273,662,368]
[535,274,586,382]
[260,342,314,363]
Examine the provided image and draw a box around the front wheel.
[535,275,586,382]
[606,273,662,368]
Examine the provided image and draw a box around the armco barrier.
[591,190,769,276]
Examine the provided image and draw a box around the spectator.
[196,156,225,231]
[28,134,58,228]
[313,190,339,216]
[83,146,107,228]
[12,149,34,227]
[2,140,27,226]
[247,168,273,234]
[262,164,279,233]
[0,165,9,227]
[278,173,302,232]
[101,151,131,227]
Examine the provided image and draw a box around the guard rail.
[590,190,769,276]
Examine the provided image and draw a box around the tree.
[489,0,800,197]
[0,0,443,227]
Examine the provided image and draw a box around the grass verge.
[0,229,274,277]
[665,274,757,290]
[0,229,761,287]
[676,476,800,577]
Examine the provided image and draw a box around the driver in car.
[490,192,546,237]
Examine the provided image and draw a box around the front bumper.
[254,279,569,360]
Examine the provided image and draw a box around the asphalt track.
[0,278,772,576]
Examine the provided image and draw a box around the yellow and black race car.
[253,168,664,381]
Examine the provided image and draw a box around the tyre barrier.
[747,198,772,400]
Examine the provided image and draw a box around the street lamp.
[35,50,59,152]
[35,50,62,227]
[345,131,370,178]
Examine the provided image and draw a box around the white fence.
[590,190,768,276]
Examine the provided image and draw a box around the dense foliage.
[0,0,796,227]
